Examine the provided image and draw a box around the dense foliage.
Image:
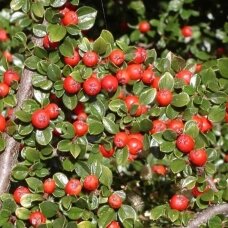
[0,0,228,227]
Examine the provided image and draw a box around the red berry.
[59,2,77,15]
[107,221,120,228]
[169,194,189,211]
[61,11,78,26]
[101,75,118,93]
[63,76,81,94]
[127,137,143,155]
[0,29,8,41]
[128,133,144,143]
[224,154,228,162]
[142,67,155,84]
[167,119,184,134]
[109,49,125,66]
[3,69,20,86]
[156,89,173,106]
[0,82,9,98]
[43,178,56,194]
[64,49,80,67]
[65,179,82,196]
[201,117,212,133]
[82,51,99,67]
[13,186,30,204]
[132,47,147,64]
[189,149,207,166]
[225,113,228,123]
[73,103,85,115]
[138,21,150,33]
[125,95,139,111]
[181,26,192,37]
[77,112,87,121]
[195,64,202,73]
[150,119,166,134]
[176,134,195,153]
[126,64,143,80]
[99,145,115,158]
[192,115,203,130]
[114,132,128,148]
[73,120,88,137]
[3,51,13,62]
[83,76,101,96]
[108,193,122,209]
[43,35,59,49]
[44,103,60,119]
[191,186,209,197]
[151,76,160,89]
[83,175,99,191]
[116,69,130,85]
[152,165,167,176]
[31,110,50,129]
[29,211,46,227]
[176,70,193,85]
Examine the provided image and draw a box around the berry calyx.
[169,194,189,211]
[83,175,99,191]
[31,110,50,129]
[65,179,82,196]
[108,193,122,209]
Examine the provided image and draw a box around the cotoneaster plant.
[0,0,227,228]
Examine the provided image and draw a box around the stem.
[0,37,43,195]
[186,203,228,228]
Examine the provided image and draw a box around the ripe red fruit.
[192,115,203,130]
[83,175,99,191]
[176,134,195,153]
[156,89,173,106]
[195,64,202,73]
[77,112,88,121]
[167,119,184,134]
[189,149,208,166]
[29,211,46,227]
[3,51,13,62]
[125,95,139,111]
[31,110,50,129]
[224,154,228,162]
[150,119,167,134]
[225,113,228,123]
[132,47,147,64]
[61,11,78,26]
[73,120,88,137]
[13,186,30,204]
[43,35,59,49]
[64,49,80,67]
[176,70,193,85]
[101,75,118,93]
[83,76,101,96]
[59,2,77,15]
[108,193,123,209]
[191,186,209,197]
[44,103,60,119]
[169,194,189,211]
[3,69,20,86]
[0,82,9,98]
[142,67,155,84]
[0,29,8,41]
[152,165,167,176]
[181,26,192,37]
[107,221,120,228]
[128,133,144,143]
[109,49,125,66]
[73,103,85,115]
[99,145,115,158]
[63,76,81,94]
[114,132,128,148]
[126,64,143,80]
[82,51,99,67]
[116,69,130,85]
[201,117,213,133]
[43,178,56,194]
[138,21,151,33]
[127,138,143,155]
[65,179,82,196]
[151,76,160,89]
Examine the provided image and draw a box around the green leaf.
[10,0,24,10]
[36,127,52,146]
[181,176,197,189]
[208,106,225,122]
[151,205,166,220]
[47,24,66,42]
[15,208,30,220]
[50,0,67,8]
[139,88,157,105]
[170,159,186,173]
[98,206,116,228]
[172,92,190,107]
[93,37,108,55]
[116,148,128,165]
[167,208,179,222]
[77,6,97,30]
[159,72,174,90]
[33,24,46,37]
[31,2,45,18]
[88,119,104,135]
[100,30,114,45]
[47,64,62,81]
[67,207,84,220]
[184,120,199,138]
[15,110,32,123]
[12,165,29,180]
[77,221,96,228]
[40,201,59,218]
[208,216,222,228]
[53,172,68,189]
[218,58,228,78]
[25,56,41,70]
[103,117,119,134]
[20,194,44,208]
[200,189,214,202]
[128,1,145,16]
[118,205,137,223]
[62,93,78,110]
[100,166,113,188]
[59,39,74,57]
[160,142,175,153]
[70,143,81,159]
[0,135,6,152]
[26,177,43,192]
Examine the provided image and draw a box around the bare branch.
[186,203,228,228]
